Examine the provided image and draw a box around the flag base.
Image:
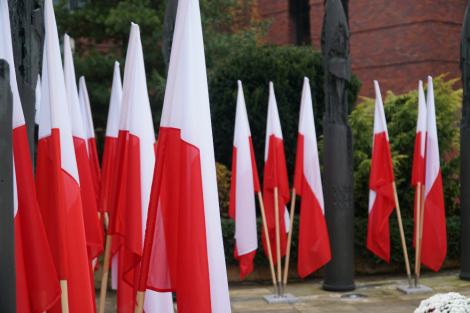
[396,284,433,294]
[262,293,298,304]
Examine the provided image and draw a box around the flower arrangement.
[415,293,470,313]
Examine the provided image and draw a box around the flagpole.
[60,280,70,313]
[274,187,282,297]
[417,184,425,277]
[257,192,278,294]
[392,182,412,287]
[282,188,296,295]
[135,291,145,313]
[104,212,109,230]
[98,235,112,313]
[414,183,421,287]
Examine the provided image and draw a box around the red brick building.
[258,0,467,98]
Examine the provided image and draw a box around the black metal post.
[0,60,16,313]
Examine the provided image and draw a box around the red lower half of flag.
[297,181,331,278]
[234,244,256,280]
[115,245,135,313]
[367,184,395,262]
[37,133,95,312]
[74,137,104,260]
[99,137,118,213]
[421,171,447,272]
[142,127,212,313]
[88,137,101,203]
[13,125,61,313]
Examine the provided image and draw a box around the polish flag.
[79,76,101,202]
[294,77,331,278]
[421,76,446,272]
[35,74,41,124]
[98,61,122,215]
[107,23,139,312]
[1,0,61,311]
[63,33,104,310]
[262,82,290,265]
[118,23,173,312]
[229,80,260,280]
[411,81,427,247]
[36,0,95,311]
[367,81,396,262]
[136,0,231,311]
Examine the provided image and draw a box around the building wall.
[263,0,467,98]
[258,0,295,45]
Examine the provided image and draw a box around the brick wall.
[260,0,467,98]
[258,0,295,44]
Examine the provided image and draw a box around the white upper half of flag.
[64,34,87,141]
[119,23,139,132]
[417,80,427,158]
[0,0,25,129]
[35,75,41,124]
[39,0,80,185]
[299,77,324,214]
[79,76,95,141]
[425,76,440,197]
[264,81,283,161]
[105,61,123,138]
[373,81,389,139]
[233,80,257,256]
[160,0,231,310]
[127,25,157,242]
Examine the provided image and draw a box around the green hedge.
[221,216,461,269]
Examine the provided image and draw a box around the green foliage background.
[345,75,462,219]
[209,44,362,184]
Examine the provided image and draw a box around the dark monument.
[162,0,178,76]
[321,0,355,291]
[8,0,44,172]
[460,0,470,282]
[0,60,16,312]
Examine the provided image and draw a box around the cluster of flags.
[367,79,446,277]
[2,0,449,309]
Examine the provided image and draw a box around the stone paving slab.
[95,270,470,312]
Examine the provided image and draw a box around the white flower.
[415,293,470,313]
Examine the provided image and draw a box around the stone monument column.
[321,0,355,291]
[0,60,16,313]
[8,0,44,172]
[460,0,470,282]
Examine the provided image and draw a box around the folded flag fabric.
[229,80,260,280]
[136,0,231,311]
[294,77,331,278]
[421,76,447,272]
[36,0,95,311]
[1,0,61,311]
[367,81,396,262]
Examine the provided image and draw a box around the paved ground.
[97,269,470,312]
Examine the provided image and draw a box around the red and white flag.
[367,81,396,262]
[63,33,104,310]
[262,82,290,265]
[120,22,173,312]
[107,23,140,312]
[411,80,427,247]
[294,77,331,278]
[79,76,101,201]
[1,1,61,311]
[98,61,122,215]
[229,80,260,280]
[136,0,231,311]
[421,76,447,271]
[36,0,95,311]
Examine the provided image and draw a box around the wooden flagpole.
[98,235,113,313]
[392,182,412,287]
[282,188,296,295]
[417,184,425,276]
[414,182,421,287]
[105,212,109,230]
[258,192,278,295]
[60,280,70,313]
[274,187,282,297]
[135,291,145,313]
